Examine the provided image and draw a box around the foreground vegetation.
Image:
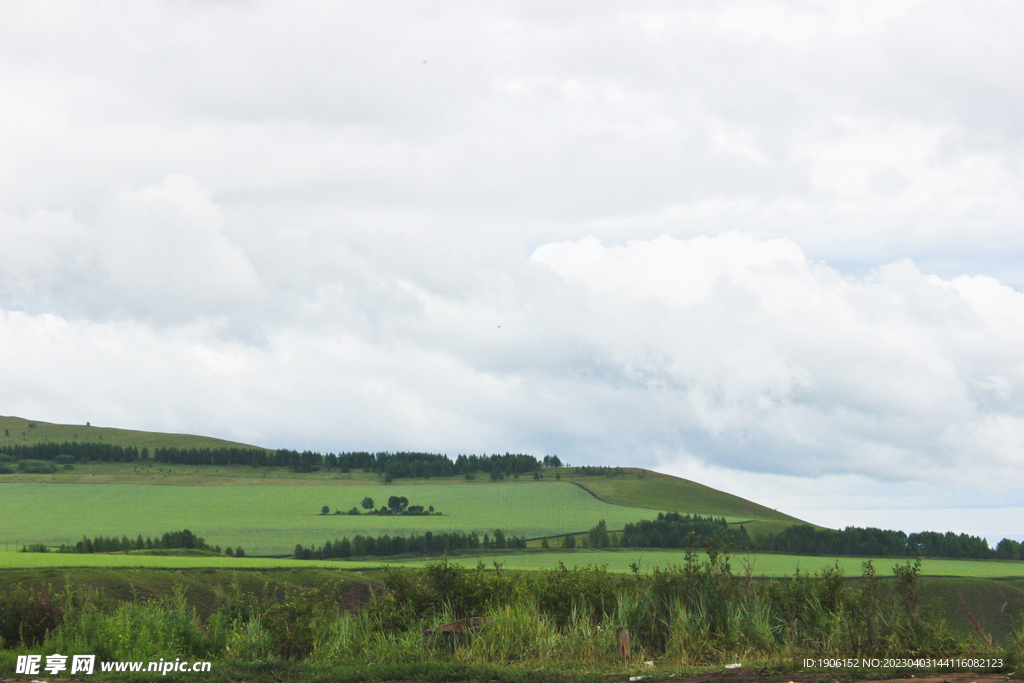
[1,554,1021,681]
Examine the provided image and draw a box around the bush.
[0,465,13,474]
[54,454,76,464]
[16,460,57,474]
[0,585,63,648]
[0,453,13,462]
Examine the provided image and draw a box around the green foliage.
[0,584,62,647]
[0,560,1017,670]
[59,529,219,554]
[16,459,57,474]
[756,524,1005,560]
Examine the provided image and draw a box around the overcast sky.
[2,1,1023,540]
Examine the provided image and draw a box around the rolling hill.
[0,414,807,554]
[0,414,267,452]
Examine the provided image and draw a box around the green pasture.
[5,544,1024,581]
[383,548,1024,578]
[0,481,664,555]
[0,414,265,452]
[0,549,371,570]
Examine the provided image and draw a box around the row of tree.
[581,515,1024,561]
[2,442,565,481]
[294,529,528,559]
[618,513,752,549]
[46,529,246,556]
[753,524,1023,560]
[155,447,551,479]
[0,442,147,462]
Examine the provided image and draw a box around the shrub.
[55,454,76,464]
[0,585,63,648]
[17,460,57,474]
[0,465,13,474]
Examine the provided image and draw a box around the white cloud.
[1,1,1024,535]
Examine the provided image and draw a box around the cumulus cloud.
[531,234,1024,494]
[1,1,1024,533]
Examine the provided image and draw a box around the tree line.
[18,529,246,556]
[2,442,562,480]
[581,514,1024,561]
[156,447,550,479]
[752,524,1023,560]
[0,442,146,462]
[618,513,752,549]
[293,529,528,559]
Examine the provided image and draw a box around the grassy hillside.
[562,468,805,536]
[0,415,267,452]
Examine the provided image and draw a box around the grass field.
[0,414,266,452]
[6,546,1024,580]
[382,548,1024,578]
[0,481,672,555]
[0,549,367,569]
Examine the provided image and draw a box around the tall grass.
[0,553,1013,672]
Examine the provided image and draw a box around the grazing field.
[0,414,266,452]
[0,481,670,555]
[0,549,369,569]
[6,545,1024,580]
[383,548,1024,578]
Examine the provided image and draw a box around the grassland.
[0,414,266,452]
[0,549,373,569]
[7,544,1024,580]
[0,481,673,555]
[383,548,1024,578]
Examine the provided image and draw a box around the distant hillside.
[0,415,808,533]
[562,468,808,536]
[0,415,267,453]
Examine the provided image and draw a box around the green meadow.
[0,481,668,555]
[383,548,1024,578]
[0,549,363,570]
[6,545,1024,580]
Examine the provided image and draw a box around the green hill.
[561,468,806,536]
[0,415,267,452]
[0,415,809,548]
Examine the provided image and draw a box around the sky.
[2,1,1023,541]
